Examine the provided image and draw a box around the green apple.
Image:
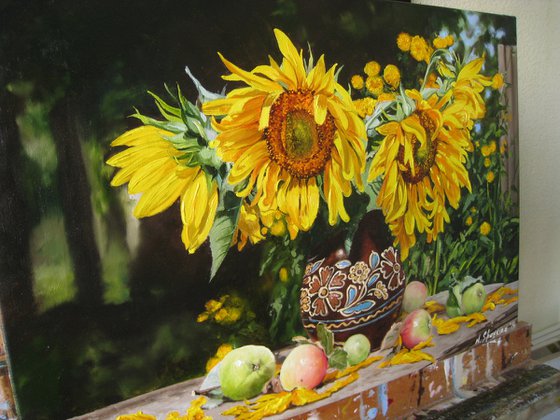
[343,334,371,365]
[219,345,276,401]
[461,282,487,314]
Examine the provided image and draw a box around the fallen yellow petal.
[379,348,434,368]
[183,396,212,420]
[432,315,461,335]
[412,335,434,351]
[466,312,487,328]
[424,300,446,314]
[221,372,360,419]
[323,355,383,382]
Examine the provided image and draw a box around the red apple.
[402,281,428,313]
[400,309,432,349]
[279,344,328,391]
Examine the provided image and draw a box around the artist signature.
[475,320,517,345]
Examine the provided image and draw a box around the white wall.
[413,0,560,334]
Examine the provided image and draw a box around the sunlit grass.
[31,214,77,312]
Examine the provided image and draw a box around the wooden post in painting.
[498,44,519,210]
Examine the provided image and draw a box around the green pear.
[219,345,276,401]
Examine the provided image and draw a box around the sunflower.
[107,125,218,253]
[202,29,366,234]
[452,57,492,120]
[368,89,473,259]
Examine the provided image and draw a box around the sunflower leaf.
[208,191,242,280]
[130,109,186,134]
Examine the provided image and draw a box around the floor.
[539,354,560,419]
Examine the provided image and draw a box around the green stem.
[432,238,442,295]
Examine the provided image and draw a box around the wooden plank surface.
[73,282,520,420]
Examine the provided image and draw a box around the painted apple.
[343,334,371,365]
[402,280,428,313]
[219,345,276,401]
[461,282,487,314]
[400,309,432,349]
[279,344,328,391]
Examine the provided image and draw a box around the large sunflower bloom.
[202,29,366,234]
[368,90,473,259]
[107,125,218,253]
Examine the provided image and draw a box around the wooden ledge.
[74,283,526,419]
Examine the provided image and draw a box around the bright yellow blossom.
[368,89,474,259]
[397,32,412,52]
[492,73,505,89]
[383,64,401,89]
[410,35,430,62]
[203,29,366,233]
[279,267,289,283]
[486,171,495,183]
[377,92,396,102]
[351,74,365,90]
[452,57,493,120]
[481,141,497,157]
[480,222,491,236]
[365,76,384,96]
[484,157,491,167]
[353,97,377,118]
[107,126,218,254]
[433,36,448,49]
[364,60,381,76]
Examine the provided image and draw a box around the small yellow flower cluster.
[350,60,401,115]
[365,74,384,95]
[410,35,433,63]
[480,221,492,236]
[197,294,253,325]
[353,97,377,118]
[396,32,411,51]
[492,73,505,90]
[486,171,495,183]
[383,64,400,89]
[206,343,233,372]
[481,140,497,157]
[433,35,454,49]
[397,32,450,63]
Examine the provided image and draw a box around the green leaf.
[147,91,182,122]
[208,191,242,279]
[317,323,334,356]
[131,109,186,134]
[328,348,348,370]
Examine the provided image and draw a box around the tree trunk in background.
[0,89,37,322]
[49,95,104,307]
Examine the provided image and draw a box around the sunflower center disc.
[399,110,438,184]
[265,90,336,179]
[285,110,316,159]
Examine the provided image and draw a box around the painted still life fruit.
[0,1,518,418]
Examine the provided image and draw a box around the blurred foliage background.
[0,0,516,418]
